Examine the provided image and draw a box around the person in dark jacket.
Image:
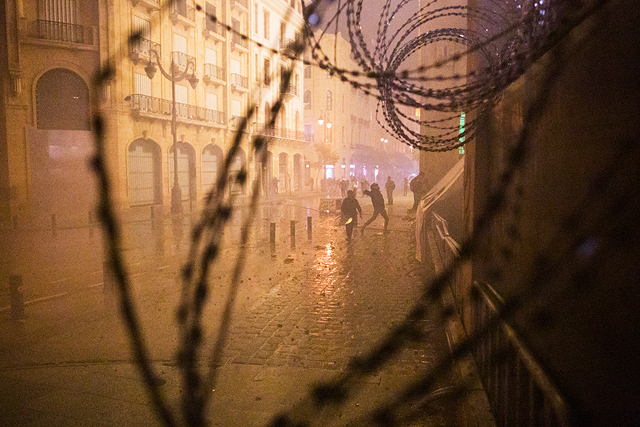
[341,190,362,240]
[361,183,389,235]
[385,176,396,205]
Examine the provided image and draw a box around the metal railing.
[253,124,306,141]
[129,37,161,60]
[286,84,298,97]
[430,211,570,427]
[34,20,92,45]
[203,17,224,37]
[128,94,224,126]
[129,94,172,115]
[472,281,570,427]
[170,1,196,21]
[432,212,463,309]
[231,33,249,49]
[204,64,225,81]
[172,51,196,70]
[230,73,248,88]
[231,0,248,9]
[229,115,243,128]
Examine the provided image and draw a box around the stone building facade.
[303,31,417,188]
[0,0,309,227]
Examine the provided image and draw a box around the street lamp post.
[145,50,199,215]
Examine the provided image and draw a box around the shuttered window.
[39,0,77,23]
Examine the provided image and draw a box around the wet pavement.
[0,193,493,426]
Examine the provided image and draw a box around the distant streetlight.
[145,49,198,215]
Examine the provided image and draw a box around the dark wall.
[467,1,640,425]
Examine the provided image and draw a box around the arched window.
[36,68,90,130]
[128,138,162,206]
[303,90,311,109]
[326,90,333,111]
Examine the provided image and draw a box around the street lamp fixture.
[145,49,198,215]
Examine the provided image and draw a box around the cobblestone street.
[0,195,475,426]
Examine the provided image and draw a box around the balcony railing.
[203,64,225,82]
[202,17,224,38]
[128,94,225,126]
[286,84,298,97]
[198,106,225,124]
[172,51,196,70]
[130,0,160,11]
[34,20,93,45]
[229,115,244,128]
[170,1,196,26]
[254,124,306,141]
[231,33,249,49]
[231,0,248,9]
[129,94,172,115]
[129,37,161,64]
[230,73,248,89]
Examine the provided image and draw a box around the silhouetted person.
[360,177,370,197]
[403,177,409,196]
[385,176,396,205]
[410,173,428,212]
[341,190,362,240]
[339,179,349,198]
[361,183,389,235]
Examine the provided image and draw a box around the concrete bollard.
[9,274,25,321]
[307,216,312,240]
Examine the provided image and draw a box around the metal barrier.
[430,211,571,427]
[472,281,570,427]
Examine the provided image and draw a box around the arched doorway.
[202,144,223,198]
[36,68,90,130]
[29,68,94,226]
[169,142,196,210]
[128,138,162,206]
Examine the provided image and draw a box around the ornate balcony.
[229,115,244,128]
[202,17,225,41]
[130,0,160,12]
[253,124,306,142]
[128,94,225,127]
[231,33,249,51]
[33,20,94,45]
[203,64,225,84]
[231,0,248,11]
[284,84,298,100]
[129,37,161,65]
[230,73,248,90]
[170,1,196,29]
[172,51,196,72]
